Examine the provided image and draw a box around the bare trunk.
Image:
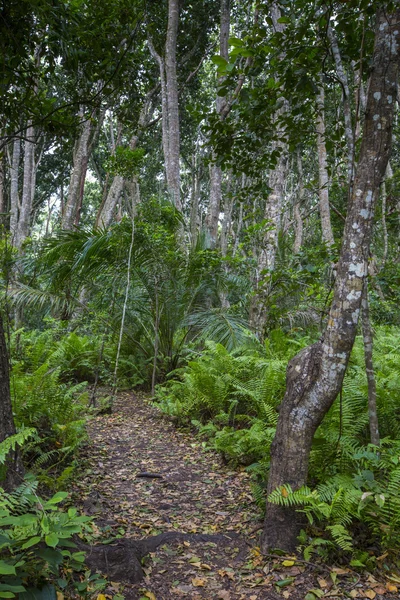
[316,85,335,247]
[261,8,399,552]
[232,178,244,258]
[0,312,24,490]
[206,0,230,247]
[15,123,35,249]
[165,0,181,211]
[190,153,201,246]
[249,3,288,338]
[221,179,233,257]
[97,175,124,227]
[361,279,380,446]
[151,281,160,397]
[62,117,92,229]
[328,25,354,184]
[249,146,287,338]
[9,138,20,241]
[293,149,304,254]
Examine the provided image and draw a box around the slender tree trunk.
[206,0,230,247]
[316,85,335,247]
[15,123,35,249]
[0,312,24,490]
[293,149,304,254]
[328,25,354,184]
[261,8,399,552]
[249,3,288,338]
[62,116,92,229]
[190,152,201,246]
[165,0,181,211]
[361,279,380,446]
[9,138,20,242]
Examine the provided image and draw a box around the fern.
[0,428,36,464]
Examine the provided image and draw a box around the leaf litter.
[73,392,400,599]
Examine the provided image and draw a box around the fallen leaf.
[56,594,64,600]
[144,593,156,600]
[386,583,398,593]
[364,591,376,600]
[318,578,328,589]
[96,596,107,600]
[282,560,295,567]
[201,563,212,570]
[283,592,291,599]
[216,591,231,600]
[192,578,206,587]
[349,591,359,598]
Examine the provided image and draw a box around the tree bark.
[0,312,24,490]
[261,8,399,552]
[62,115,93,229]
[293,149,304,254]
[361,279,380,446]
[206,0,230,247]
[15,123,35,249]
[316,85,335,247]
[327,25,354,184]
[9,138,20,242]
[165,0,181,211]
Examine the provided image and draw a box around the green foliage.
[157,326,400,556]
[0,475,104,598]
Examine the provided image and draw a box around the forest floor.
[73,392,400,600]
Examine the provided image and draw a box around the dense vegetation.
[1,0,400,597]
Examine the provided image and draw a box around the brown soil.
[73,392,400,600]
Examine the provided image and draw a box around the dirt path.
[74,393,398,600]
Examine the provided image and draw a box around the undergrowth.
[155,326,400,559]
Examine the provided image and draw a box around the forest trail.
[74,394,397,600]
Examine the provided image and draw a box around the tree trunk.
[9,138,20,242]
[293,149,304,254]
[316,85,335,247]
[165,0,181,211]
[361,279,380,446]
[249,3,288,338]
[327,25,354,184]
[15,123,35,249]
[261,8,399,553]
[62,116,93,230]
[206,0,230,247]
[0,312,24,490]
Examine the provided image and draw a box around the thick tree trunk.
[206,0,230,247]
[316,85,335,247]
[361,279,380,446]
[0,312,24,490]
[9,138,21,242]
[261,8,399,552]
[15,123,35,249]
[62,116,92,230]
